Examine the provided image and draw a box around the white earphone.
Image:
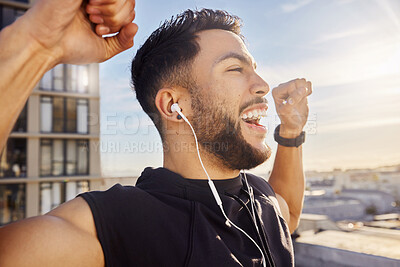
[170,102,267,267]
[171,103,222,206]
[171,103,181,113]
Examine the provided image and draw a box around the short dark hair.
[131,9,242,137]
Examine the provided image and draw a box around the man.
[0,4,312,267]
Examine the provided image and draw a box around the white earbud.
[171,103,186,120]
[171,103,181,113]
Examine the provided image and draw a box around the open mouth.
[241,109,267,127]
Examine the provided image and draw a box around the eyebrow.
[213,52,257,69]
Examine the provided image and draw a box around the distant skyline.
[99,0,400,177]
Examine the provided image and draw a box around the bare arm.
[0,0,137,151]
[269,145,304,233]
[268,78,312,233]
[0,0,136,263]
[0,197,104,267]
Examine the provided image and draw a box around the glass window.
[52,97,64,132]
[12,103,27,132]
[41,97,88,134]
[66,65,89,93]
[66,98,77,133]
[1,7,14,29]
[14,9,25,21]
[40,139,51,176]
[0,184,26,225]
[53,64,64,91]
[39,180,89,214]
[66,140,77,175]
[40,182,66,215]
[40,70,52,90]
[65,181,77,202]
[0,138,27,178]
[77,140,89,175]
[40,139,89,177]
[1,7,25,29]
[41,64,88,92]
[40,182,52,215]
[77,65,89,93]
[77,181,89,194]
[66,65,78,93]
[52,140,64,176]
[77,99,88,134]
[40,97,52,132]
[40,140,52,176]
[51,182,63,208]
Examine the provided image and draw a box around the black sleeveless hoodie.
[79,167,294,267]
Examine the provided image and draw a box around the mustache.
[239,97,268,115]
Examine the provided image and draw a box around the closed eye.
[228,67,243,72]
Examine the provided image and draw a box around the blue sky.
[99,0,400,177]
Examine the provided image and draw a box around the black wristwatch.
[274,124,305,147]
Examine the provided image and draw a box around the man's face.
[189,29,271,170]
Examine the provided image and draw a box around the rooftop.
[296,229,400,260]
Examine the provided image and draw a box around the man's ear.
[155,88,182,122]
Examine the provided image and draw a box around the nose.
[250,72,270,97]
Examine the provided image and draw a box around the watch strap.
[274,124,305,147]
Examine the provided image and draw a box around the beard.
[190,88,271,171]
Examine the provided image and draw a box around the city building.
[376,171,400,202]
[340,189,396,214]
[303,196,366,221]
[305,167,400,220]
[0,0,102,225]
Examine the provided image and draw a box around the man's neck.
[163,141,240,180]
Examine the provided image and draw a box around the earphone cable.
[176,109,267,267]
[243,170,259,231]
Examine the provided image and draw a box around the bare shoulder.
[0,197,104,267]
[48,196,98,237]
[274,193,290,225]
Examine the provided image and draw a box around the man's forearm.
[268,144,305,231]
[0,21,56,151]
[269,78,311,232]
